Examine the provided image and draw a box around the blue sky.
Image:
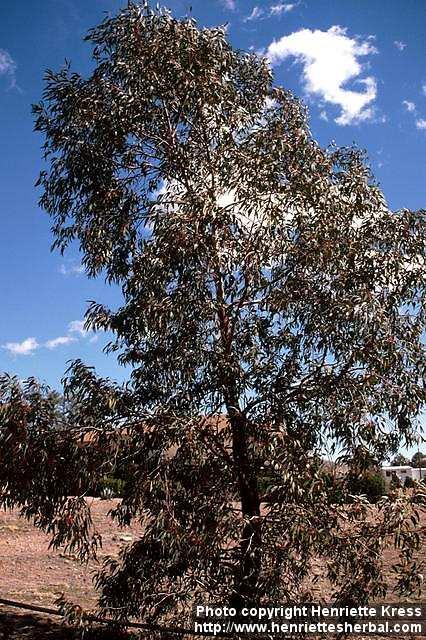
[0,1,425,414]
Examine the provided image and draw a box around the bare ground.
[0,499,144,610]
[0,499,145,639]
[0,499,425,639]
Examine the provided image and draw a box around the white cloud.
[394,41,406,51]
[221,0,236,9]
[266,25,378,125]
[68,320,88,337]
[269,3,295,16]
[401,98,426,131]
[0,49,16,76]
[3,337,39,356]
[422,83,426,96]
[3,319,100,357]
[45,335,76,349]
[59,262,84,276]
[0,49,17,89]
[244,3,295,21]
[319,110,328,121]
[244,6,263,21]
[402,100,416,113]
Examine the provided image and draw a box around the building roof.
[381,465,413,471]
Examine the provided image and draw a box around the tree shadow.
[0,609,134,640]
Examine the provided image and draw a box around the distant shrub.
[389,474,402,491]
[98,476,126,499]
[348,471,386,503]
[404,476,415,489]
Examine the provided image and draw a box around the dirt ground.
[0,499,425,639]
[0,499,145,639]
[0,499,142,611]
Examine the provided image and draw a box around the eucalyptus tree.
[1,1,425,628]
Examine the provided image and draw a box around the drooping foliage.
[1,1,425,627]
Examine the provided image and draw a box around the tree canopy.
[411,452,426,469]
[1,1,425,628]
[391,453,411,466]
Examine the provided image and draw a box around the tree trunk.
[215,285,262,607]
[227,401,262,609]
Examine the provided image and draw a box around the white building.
[381,465,424,485]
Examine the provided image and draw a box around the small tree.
[411,452,426,468]
[390,473,402,491]
[391,453,410,466]
[347,470,386,504]
[404,476,416,490]
[1,2,425,625]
